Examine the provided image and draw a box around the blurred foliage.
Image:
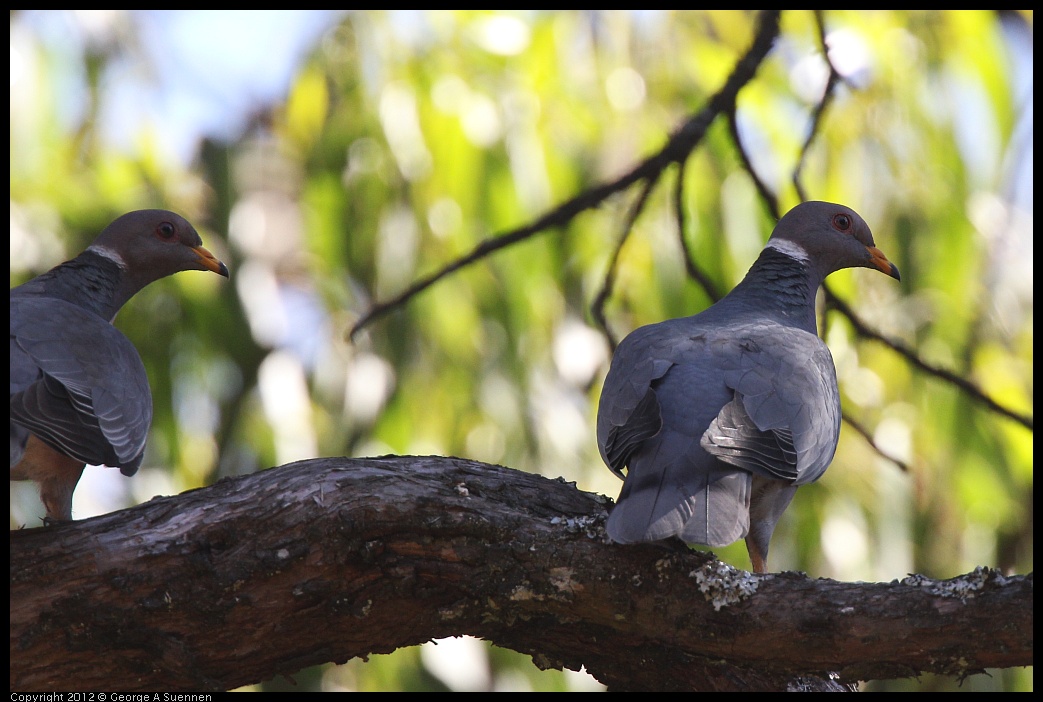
[9,9,1032,692]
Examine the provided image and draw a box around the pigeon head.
[767,201,900,282]
[88,209,230,290]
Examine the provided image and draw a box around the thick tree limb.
[10,456,1032,692]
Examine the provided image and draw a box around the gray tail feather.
[606,430,752,547]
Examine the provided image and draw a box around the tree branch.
[590,174,659,350]
[348,10,782,340]
[11,456,1032,692]
[791,9,847,204]
[673,158,725,303]
[825,291,1033,431]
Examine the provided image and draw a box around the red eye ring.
[832,213,852,231]
[156,222,177,240]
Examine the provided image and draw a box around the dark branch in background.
[591,8,787,348]
[727,109,780,221]
[673,158,724,303]
[827,292,1034,431]
[841,412,910,473]
[792,10,848,203]
[348,10,783,341]
[590,176,660,350]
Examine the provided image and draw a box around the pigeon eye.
[832,214,852,232]
[156,222,177,240]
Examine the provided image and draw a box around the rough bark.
[10,456,1033,692]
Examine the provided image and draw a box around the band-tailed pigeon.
[10,210,229,523]
[597,201,900,572]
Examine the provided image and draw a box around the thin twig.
[841,411,910,472]
[673,158,724,303]
[826,291,1033,431]
[727,108,780,221]
[590,176,660,350]
[792,11,845,202]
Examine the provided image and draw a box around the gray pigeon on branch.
[10,210,229,523]
[596,201,900,572]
